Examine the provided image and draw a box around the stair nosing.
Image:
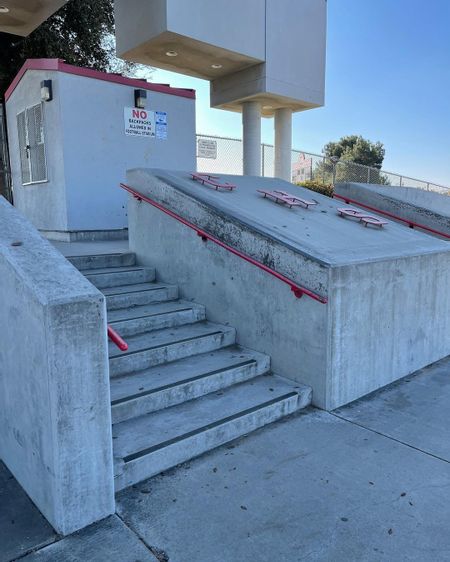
[121,391,298,463]
[109,329,229,359]
[108,307,196,324]
[111,359,257,406]
[105,285,172,297]
[84,267,149,276]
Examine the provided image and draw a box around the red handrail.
[107,325,128,351]
[120,183,327,304]
[333,193,450,240]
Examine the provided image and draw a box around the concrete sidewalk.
[2,357,449,561]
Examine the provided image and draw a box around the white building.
[5,59,196,240]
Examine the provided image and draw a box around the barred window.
[17,104,47,185]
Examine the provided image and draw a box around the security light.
[40,80,53,102]
[134,89,147,109]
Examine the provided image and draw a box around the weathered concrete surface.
[0,462,56,562]
[335,356,450,461]
[335,182,450,238]
[117,410,450,561]
[3,357,450,561]
[127,169,450,409]
[0,198,115,535]
[20,516,157,562]
[52,239,129,257]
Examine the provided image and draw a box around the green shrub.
[296,180,334,198]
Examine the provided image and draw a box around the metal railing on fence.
[196,133,450,196]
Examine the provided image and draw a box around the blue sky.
[150,0,450,185]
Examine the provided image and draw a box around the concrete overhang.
[0,0,68,36]
[115,0,326,115]
[212,92,320,118]
[118,30,264,82]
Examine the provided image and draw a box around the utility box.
[5,58,196,240]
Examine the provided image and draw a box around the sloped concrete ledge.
[335,182,450,238]
[0,197,114,535]
[126,171,450,409]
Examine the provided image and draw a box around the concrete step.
[109,322,237,377]
[68,252,135,271]
[107,300,206,337]
[113,375,312,491]
[104,282,179,310]
[83,266,156,289]
[110,346,270,423]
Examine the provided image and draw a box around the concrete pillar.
[274,108,293,181]
[242,101,261,176]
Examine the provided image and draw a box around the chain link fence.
[197,134,450,196]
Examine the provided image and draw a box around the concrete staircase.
[69,251,312,491]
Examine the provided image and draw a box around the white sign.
[155,111,168,140]
[197,138,217,159]
[124,107,156,137]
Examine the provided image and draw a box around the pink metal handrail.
[107,325,128,351]
[120,183,327,303]
[333,193,450,240]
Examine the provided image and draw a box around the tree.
[308,135,390,186]
[323,135,385,169]
[0,0,145,99]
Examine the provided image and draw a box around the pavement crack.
[115,511,169,561]
[330,412,450,465]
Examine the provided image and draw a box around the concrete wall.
[165,0,265,61]
[127,171,330,406]
[211,0,327,111]
[127,169,450,410]
[335,183,450,238]
[6,70,68,231]
[0,197,114,535]
[328,252,450,407]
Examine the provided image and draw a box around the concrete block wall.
[0,197,114,534]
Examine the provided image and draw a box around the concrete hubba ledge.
[0,197,114,535]
[335,182,450,238]
[126,169,450,410]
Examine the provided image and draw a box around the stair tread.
[110,346,268,403]
[113,375,304,461]
[107,300,203,324]
[103,282,176,296]
[108,321,235,358]
[83,266,153,275]
[70,252,134,260]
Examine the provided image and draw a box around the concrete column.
[274,108,293,181]
[242,101,261,176]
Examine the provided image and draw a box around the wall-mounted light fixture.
[134,89,147,109]
[40,80,53,102]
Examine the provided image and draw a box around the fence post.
[261,143,265,177]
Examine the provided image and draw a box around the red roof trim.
[4,58,196,102]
